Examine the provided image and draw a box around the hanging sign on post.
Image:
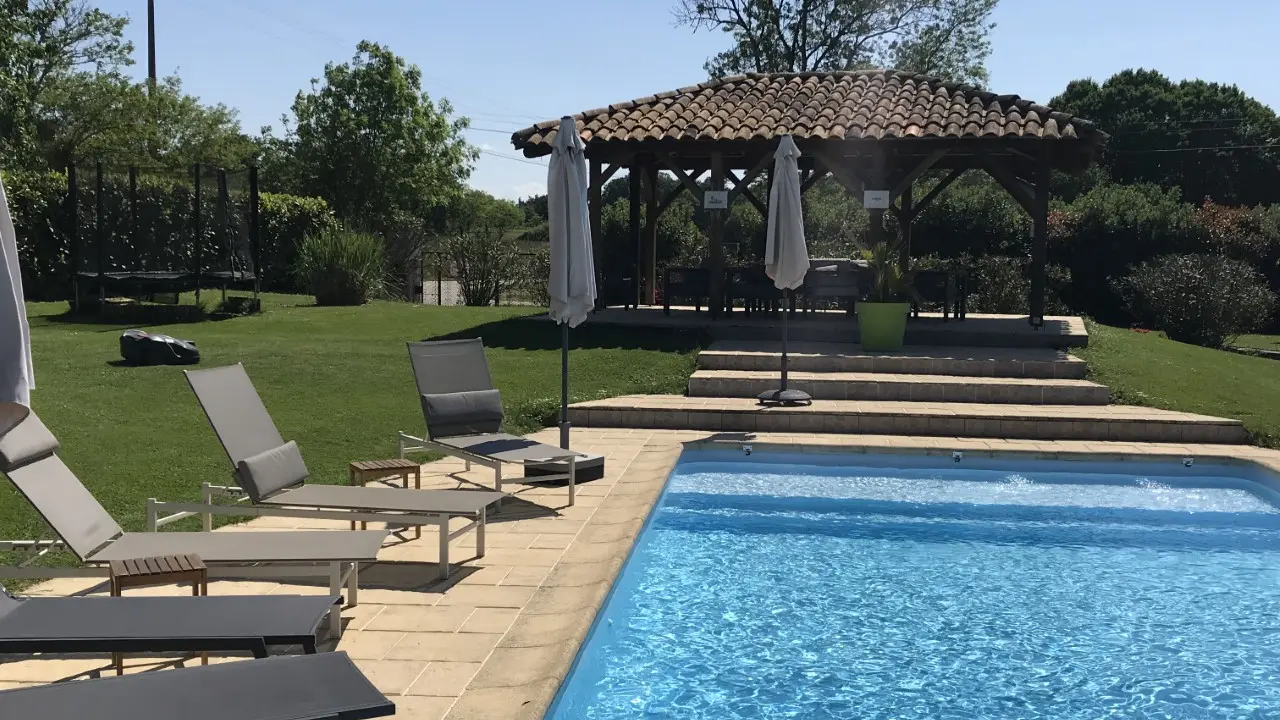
[703,190,729,210]
[863,190,891,209]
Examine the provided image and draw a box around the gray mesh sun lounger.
[0,651,394,720]
[397,339,602,506]
[0,402,387,637]
[0,583,338,663]
[150,364,503,580]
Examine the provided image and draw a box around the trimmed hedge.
[2,168,335,299]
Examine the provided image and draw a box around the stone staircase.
[569,341,1250,445]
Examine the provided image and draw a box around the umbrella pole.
[780,290,790,391]
[559,188,572,450]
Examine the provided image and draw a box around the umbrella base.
[757,388,813,406]
[524,452,607,482]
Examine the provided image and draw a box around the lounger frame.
[396,431,579,506]
[146,483,486,580]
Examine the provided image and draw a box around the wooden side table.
[108,554,208,675]
[348,458,422,535]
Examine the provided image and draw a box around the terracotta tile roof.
[511,70,1106,157]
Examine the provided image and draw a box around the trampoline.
[71,162,261,307]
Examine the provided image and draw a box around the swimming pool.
[548,451,1280,719]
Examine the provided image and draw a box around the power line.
[481,149,546,167]
[467,127,521,135]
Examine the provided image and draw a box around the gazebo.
[511,70,1107,325]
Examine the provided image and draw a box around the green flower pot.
[856,301,911,351]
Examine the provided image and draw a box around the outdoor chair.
[911,269,969,321]
[724,266,784,316]
[397,339,605,506]
[597,271,636,310]
[0,583,339,668]
[146,364,503,581]
[0,651,394,720]
[800,259,863,315]
[662,267,710,315]
[0,401,387,637]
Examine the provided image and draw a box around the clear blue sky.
[98,0,1280,201]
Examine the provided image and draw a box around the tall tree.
[11,0,131,99]
[1052,69,1280,206]
[268,41,477,226]
[34,71,256,169]
[674,0,998,84]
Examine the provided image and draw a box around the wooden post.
[866,148,888,250]
[628,165,642,307]
[588,156,602,309]
[642,162,659,305]
[1029,147,1051,326]
[899,183,913,270]
[709,152,726,317]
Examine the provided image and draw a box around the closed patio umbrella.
[758,135,810,406]
[0,175,34,406]
[547,116,597,448]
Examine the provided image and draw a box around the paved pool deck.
[5,429,1280,719]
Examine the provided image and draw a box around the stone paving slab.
[7,428,1280,719]
[688,369,1110,404]
[569,395,1248,444]
[698,341,1088,378]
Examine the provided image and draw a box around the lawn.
[1236,334,1280,352]
[3,294,702,556]
[1076,320,1280,447]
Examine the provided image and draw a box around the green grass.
[1236,334,1280,352]
[5,294,702,561]
[1076,320,1280,447]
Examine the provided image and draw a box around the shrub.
[1118,254,1277,348]
[258,193,337,292]
[914,254,1072,315]
[294,228,386,306]
[435,229,521,306]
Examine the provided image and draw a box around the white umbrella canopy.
[0,175,34,406]
[757,135,811,406]
[547,116,596,328]
[763,135,809,291]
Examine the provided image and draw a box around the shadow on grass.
[427,315,709,353]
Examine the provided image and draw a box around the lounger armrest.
[422,390,504,440]
[0,407,59,472]
[235,441,309,503]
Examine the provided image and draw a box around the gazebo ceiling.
[510,70,1108,167]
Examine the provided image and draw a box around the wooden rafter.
[804,146,865,198]
[656,153,705,202]
[800,167,829,194]
[600,163,621,186]
[891,149,948,199]
[726,151,775,203]
[906,168,965,221]
[978,153,1034,215]
[656,170,705,217]
[725,169,768,216]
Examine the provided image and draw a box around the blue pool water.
[548,452,1280,719]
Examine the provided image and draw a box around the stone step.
[568,395,1248,445]
[697,341,1088,379]
[688,370,1111,405]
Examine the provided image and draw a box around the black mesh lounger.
[0,585,339,657]
[398,339,605,506]
[0,402,388,637]
[150,364,504,580]
[0,651,394,720]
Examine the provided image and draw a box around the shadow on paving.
[427,315,708,353]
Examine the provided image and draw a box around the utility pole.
[147,0,156,94]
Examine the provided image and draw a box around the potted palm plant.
[855,238,917,351]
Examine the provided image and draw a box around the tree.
[673,0,998,84]
[268,41,477,227]
[33,72,256,169]
[1051,69,1280,206]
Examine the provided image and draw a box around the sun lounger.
[0,402,387,636]
[0,583,338,664]
[0,651,394,720]
[146,364,501,580]
[397,339,604,506]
